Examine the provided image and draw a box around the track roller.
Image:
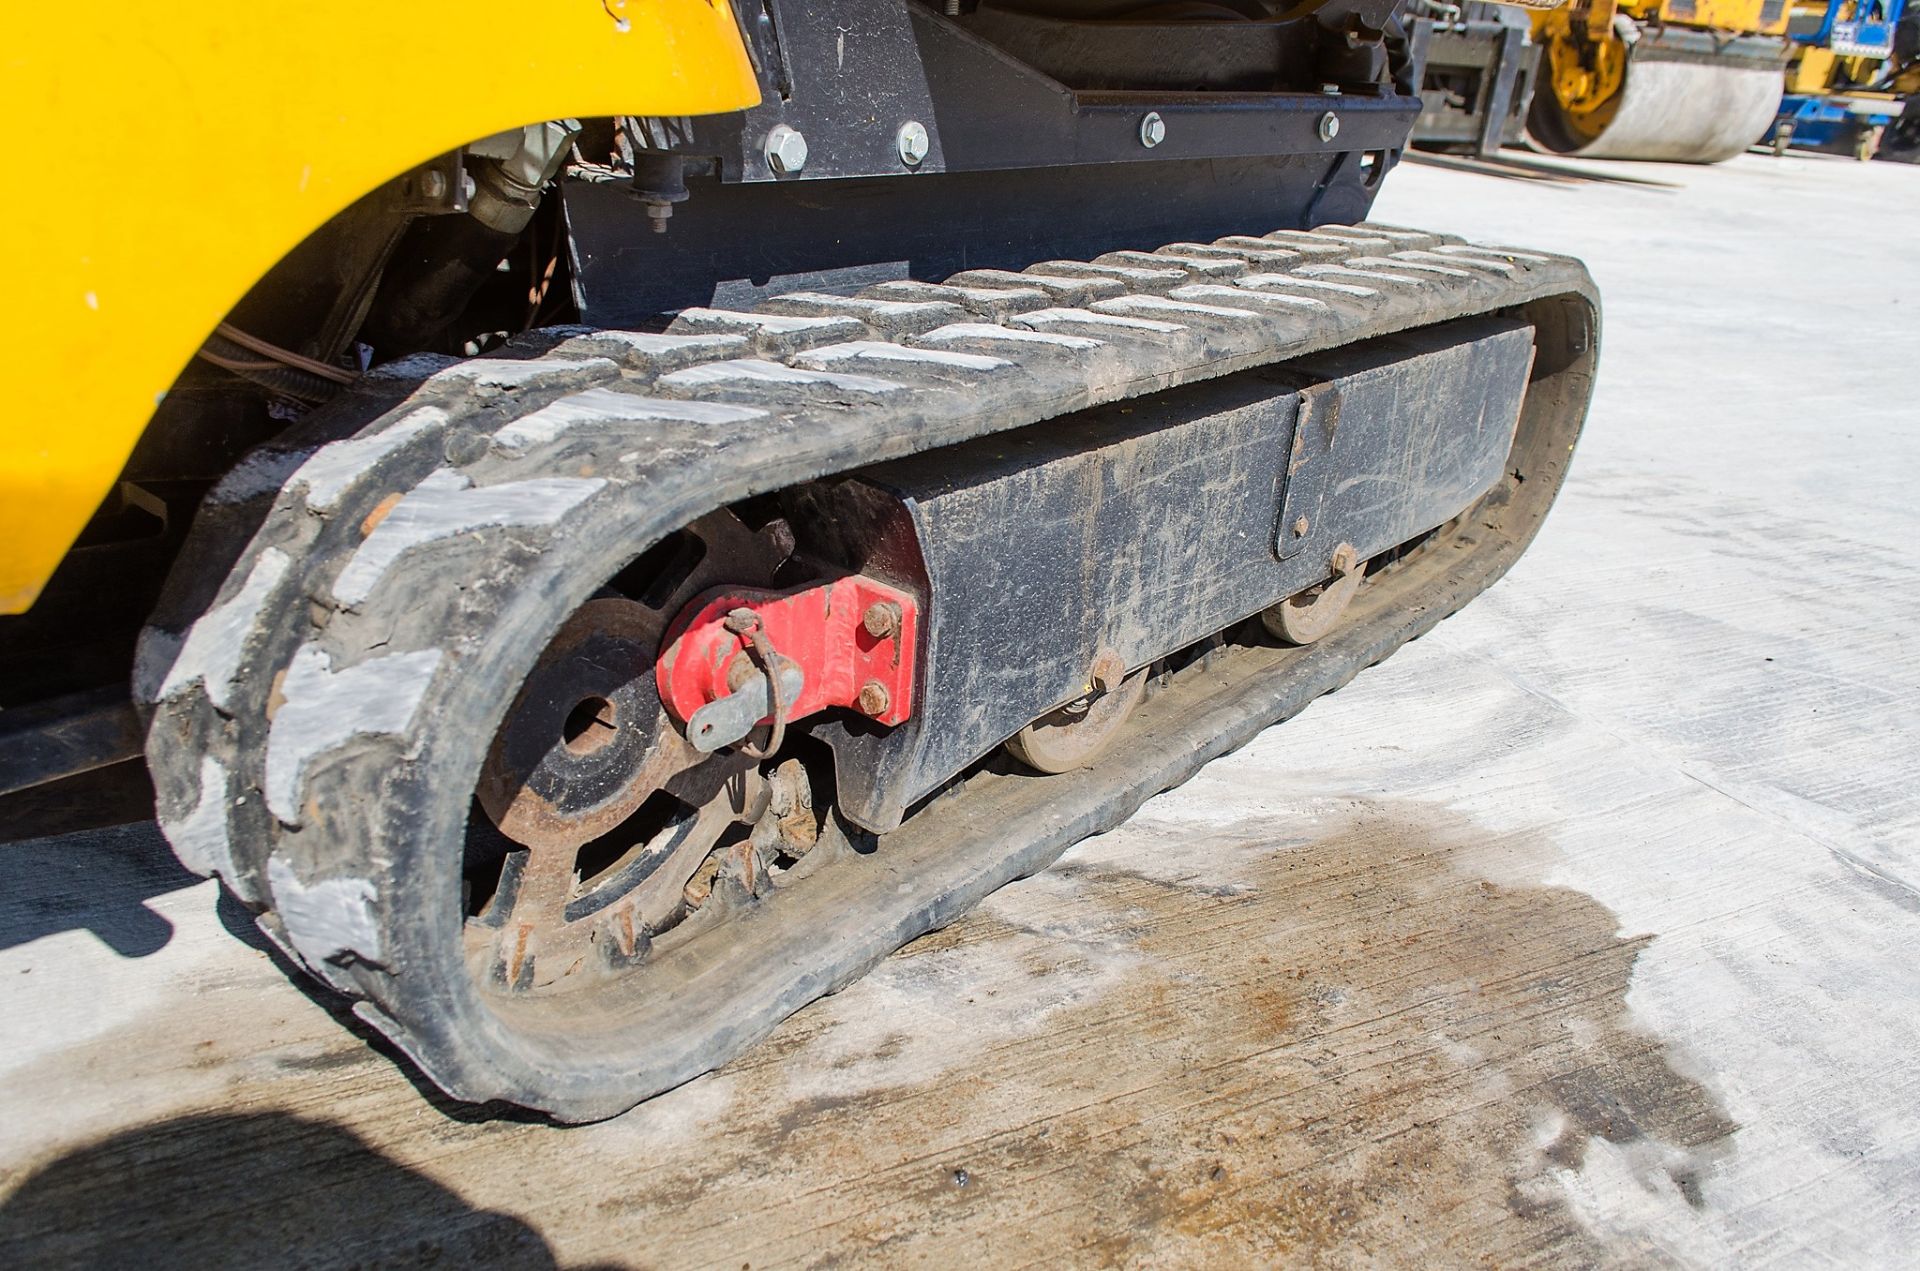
[1005,651,1148,774]
[1262,543,1366,645]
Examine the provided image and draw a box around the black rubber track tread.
[141,222,1599,1120]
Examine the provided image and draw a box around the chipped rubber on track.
[140,223,1600,1121]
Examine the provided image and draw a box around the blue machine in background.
[1767,0,1909,158]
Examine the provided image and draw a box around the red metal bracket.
[656,575,920,732]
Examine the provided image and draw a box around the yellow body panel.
[1538,0,1793,34]
[1789,45,1840,91]
[0,3,760,614]
[1655,0,1794,33]
[1537,6,1634,118]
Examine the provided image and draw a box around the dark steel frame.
[1408,4,1539,156]
[566,0,1423,324]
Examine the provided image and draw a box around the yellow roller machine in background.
[1529,0,1793,159]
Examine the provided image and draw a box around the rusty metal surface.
[466,510,796,992]
[1005,660,1148,775]
[478,597,683,850]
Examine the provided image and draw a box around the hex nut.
[1139,111,1166,149]
[764,125,809,175]
[863,601,904,640]
[1318,112,1341,143]
[857,680,891,716]
[897,121,930,167]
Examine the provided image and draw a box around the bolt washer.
[897,121,930,167]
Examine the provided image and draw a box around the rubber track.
[142,221,1598,1119]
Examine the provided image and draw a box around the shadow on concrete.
[0,1111,610,1270]
[0,816,195,957]
[0,759,188,956]
[1405,148,1683,190]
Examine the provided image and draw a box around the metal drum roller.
[1529,24,1790,161]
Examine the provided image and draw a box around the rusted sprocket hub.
[465,510,795,992]
[478,597,687,850]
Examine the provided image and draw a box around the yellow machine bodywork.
[1533,0,1792,40]
[0,4,760,614]
[1536,0,1792,119]
[1649,0,1792,30]
[1789,44,1843,90]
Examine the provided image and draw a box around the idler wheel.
[1263,543,1365,646]
[1007,649,1147,775]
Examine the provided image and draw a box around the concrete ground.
[3,148,1917,1268]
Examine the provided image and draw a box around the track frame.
[141,224,1598,1119]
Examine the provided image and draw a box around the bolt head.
[420,169,448,201]
[1089,649,1126,694]
[862,600,903,640]
[857,680,891,716]
[764,125,809,175]
[1330,542,1358,576]
[1318,111,1341,143]
[897,121,930,167]
[1293,515,1311,538]
[1139,111,1166,149]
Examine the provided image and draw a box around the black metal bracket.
[1476,23,1528,156]
[1277,382,1343,560]
[566,0,1417,322]
[0,687,144,797]
[632,0,1418,183]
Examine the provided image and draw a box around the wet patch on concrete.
[0,800,1735,1267]
[688,799,1739,1267]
